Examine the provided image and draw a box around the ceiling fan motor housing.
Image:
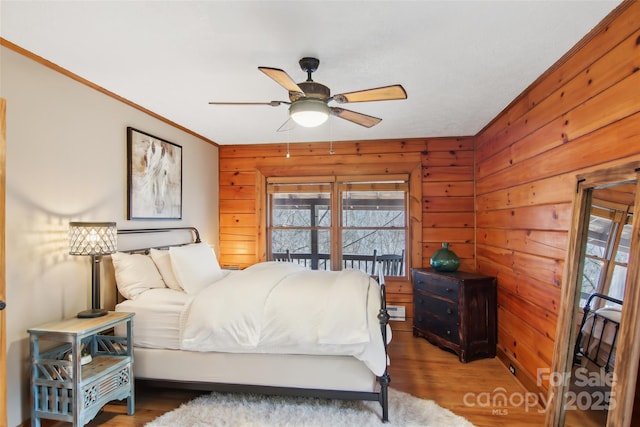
[290,81,330,102]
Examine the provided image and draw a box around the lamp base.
[77,308,108,318]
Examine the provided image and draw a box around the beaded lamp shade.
[69,221,117,318]
[69,222,117,256]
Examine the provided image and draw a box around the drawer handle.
[446,330,451,335]
[446,308,452,315]
[446,288,452,293]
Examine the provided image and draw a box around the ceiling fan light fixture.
[289,98,330,127]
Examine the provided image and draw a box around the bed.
[573,292,622,373]
[109,227,391,421]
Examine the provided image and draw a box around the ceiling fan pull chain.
[329,120,335,155]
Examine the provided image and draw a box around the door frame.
[1,97,7,426]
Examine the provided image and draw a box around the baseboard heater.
[386,305,406,321]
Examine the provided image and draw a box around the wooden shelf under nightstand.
[28,311,135,427]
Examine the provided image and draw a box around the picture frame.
[127,127,182,220]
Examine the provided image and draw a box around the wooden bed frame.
[113,227,391,422]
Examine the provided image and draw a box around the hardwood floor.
[43,328,608,426]
[386,329,546,427]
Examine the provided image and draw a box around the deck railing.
[271,251,388,275]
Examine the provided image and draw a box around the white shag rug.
[145,388,475,427]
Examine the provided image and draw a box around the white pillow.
[169,243,224,294]
[111,252,166,300]
[149,248,183,291]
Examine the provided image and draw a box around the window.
[580,203,632,307]
[341,181,406,275]
[267,176,408,276]
[269,182,332,270]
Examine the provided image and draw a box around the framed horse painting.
[127,127,182,220]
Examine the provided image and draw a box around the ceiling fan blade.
[208,101,287,106]
[332,84,407,103]
[258,67,305,95]
[331,107,382,128]
[276,118,296,132]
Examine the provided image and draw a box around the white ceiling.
[1,1,622,146]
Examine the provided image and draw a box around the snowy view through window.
[270,186,406,275]
[580,207,631,306]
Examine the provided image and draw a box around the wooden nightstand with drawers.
[412,268,497,362]
[28,311,134,427]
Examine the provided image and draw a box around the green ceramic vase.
[430,242,460,272]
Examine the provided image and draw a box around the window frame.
[580,200,633,307]
[267,177,334,270]
[266,174,409,276]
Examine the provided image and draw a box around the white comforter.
[180,262,390,376]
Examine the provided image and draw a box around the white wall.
[0,46,220,426]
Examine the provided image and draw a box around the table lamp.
[69,221,117,318]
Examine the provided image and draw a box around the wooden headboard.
[102,227,201,309]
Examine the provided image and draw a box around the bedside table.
[28,311,134,427]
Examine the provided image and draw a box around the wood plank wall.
[475,2,640,394]
[218,137,474,330]
[218,3,639,398]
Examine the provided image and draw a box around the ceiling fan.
[208,57,407,129]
